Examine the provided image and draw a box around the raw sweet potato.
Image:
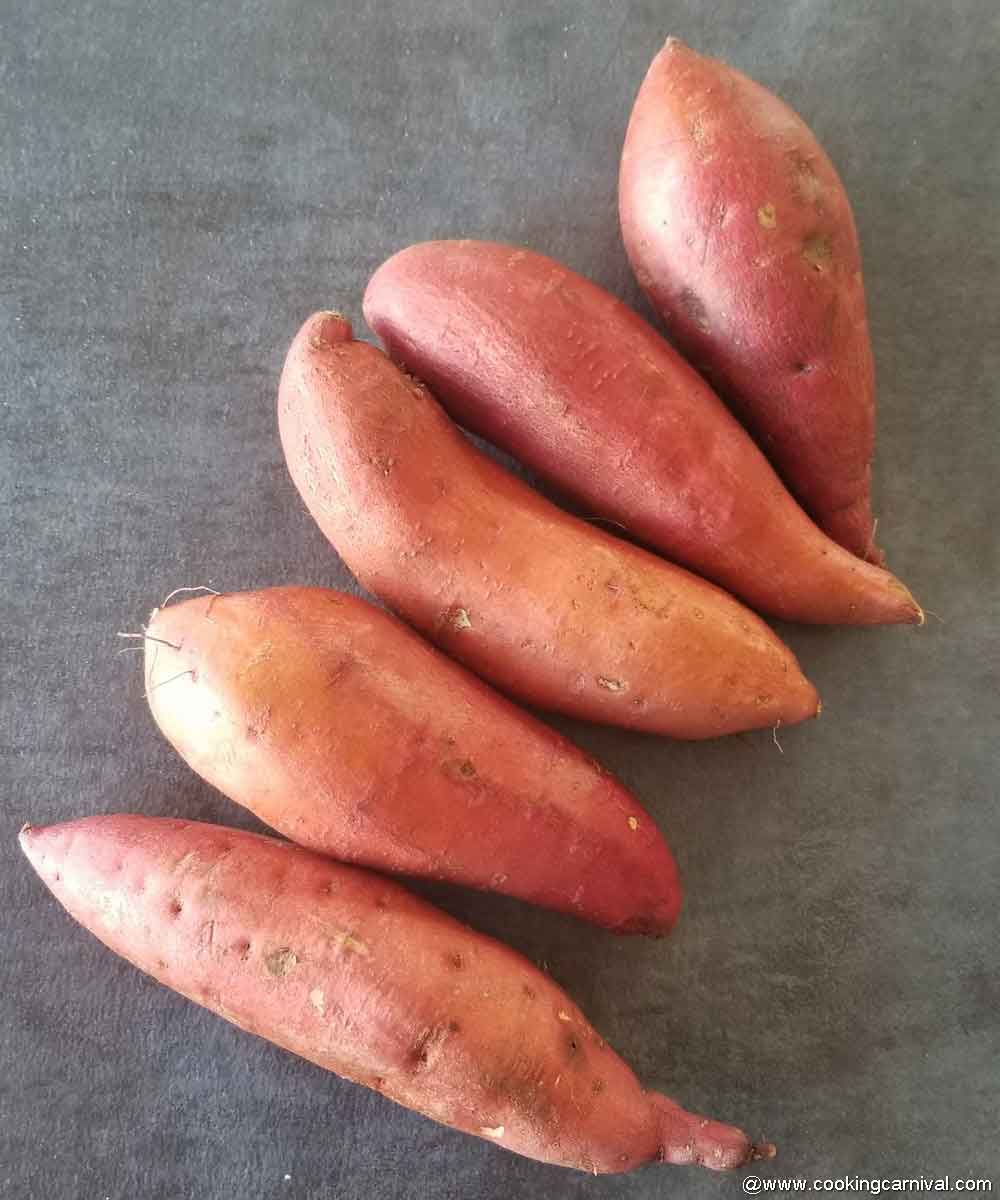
[620,38,884,562]
[143,586,681,934]
[20,815,775,1173]
[364,240,920,626]
[278,311,819,740]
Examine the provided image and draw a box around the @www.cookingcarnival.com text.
[742,1177,993,1194]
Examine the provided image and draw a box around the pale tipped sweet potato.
[20,815,775,1174]
[143,586,681,935]
[620,38,885,562]
[364,240,920,626]
[278,311,820,740]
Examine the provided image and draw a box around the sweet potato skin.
[364,240,920,626]
[620,38,881,562]
[144,587,681,935]
[278,312,819,740]
[20,816,772,1173]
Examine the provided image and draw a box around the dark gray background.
[3,1,997,1197]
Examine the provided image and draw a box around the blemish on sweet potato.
[264,947,299,977]
[369,454,396,476]
[679,287,709,331]
[447,606,472,631]
[597,676,626,693]
[310,988,326,1015]
[243,641,273,671]
[410,1021,458,1070]
[789,150,823,206]
[332,931,370,958]
[757,203,777,228]
[245,705,271,741]
[802,234,832,272]
[444,758,476,779]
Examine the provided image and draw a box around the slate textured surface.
[2,2,998,1197]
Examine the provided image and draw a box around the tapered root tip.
[301,310,353,350]
[650,1095,773,1172]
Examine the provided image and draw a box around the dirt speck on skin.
[628,816,639,831]
[264,947,299,977]
[757,203,777,228]
[597,676,626,693]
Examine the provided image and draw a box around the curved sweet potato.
[620,38,884,562]
[20,815,775,1174]
[278,311,819,740]
[364,240,920,626]
[143,586,681,935]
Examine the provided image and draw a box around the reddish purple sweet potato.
[278,311,820,740]
[365,240,920,625]
[21,815,775,1174]
[620,38,885,562]
[144,586,681,935]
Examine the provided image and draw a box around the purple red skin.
[277,311,820,741]
[620,38,884,563]
[364,240,920,626]
[20,815,776,1174]
[144,586,681,935]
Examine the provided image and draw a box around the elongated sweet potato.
[278,311,819,740]
[143,586,681,934]
[364,240,920,626]
[20,815,775,1173]
[620,38,884,562]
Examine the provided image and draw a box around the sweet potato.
[20,815,775,1173]
[143,586,681,935]
[620,38,884,562]
[278,311,819,740]
[364,240,921,626]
